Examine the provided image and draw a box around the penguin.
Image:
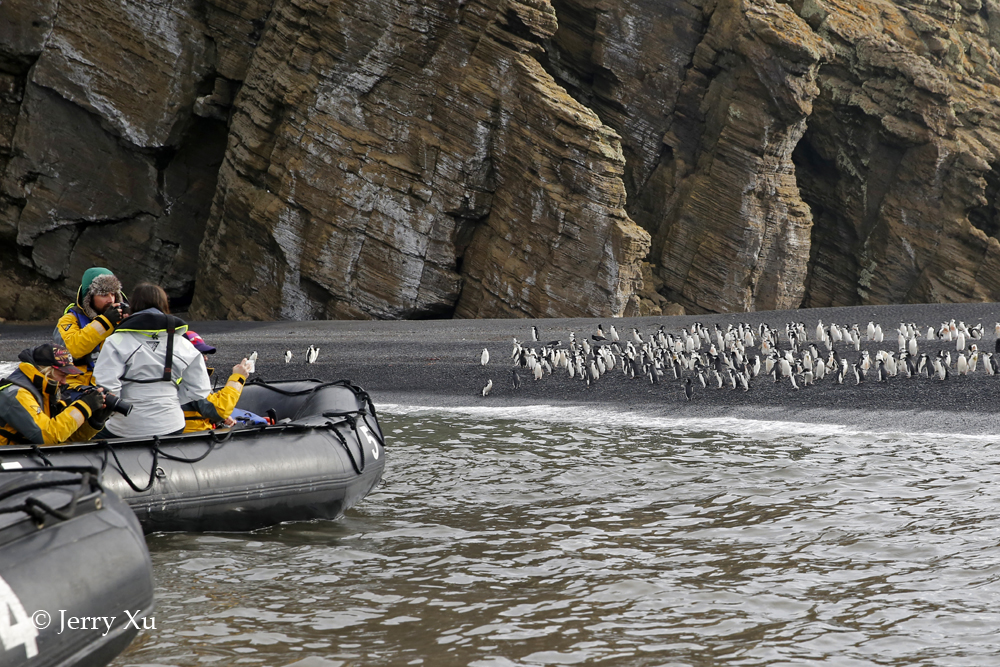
[697,369,707,388]
[284,350,293,363]
[876,360,888,383]
[684,378,694,401]
[957,353,968,376]
[482,379,493,396]
[306,345,319,364]
[481,348,490,366]
[852,362,863,385]
[531,325,539,342]
[587,361,600,384]
[609,325,620,342]
[917,353,929,377]
[512,369,522,389]
[533,363,544,381]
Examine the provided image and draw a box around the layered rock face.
[188,0,649,320]
[0,0,238,317]
[543,0,1000,312]
[792,0,1000,307]
[5,0,1000,321]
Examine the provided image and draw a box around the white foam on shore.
[379,401,995,442]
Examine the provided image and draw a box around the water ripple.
[115,411,1000,666]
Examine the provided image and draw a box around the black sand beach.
[3,302,1000,435]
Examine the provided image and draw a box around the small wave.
[379,401,995,442]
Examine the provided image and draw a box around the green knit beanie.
[78,267,114,303]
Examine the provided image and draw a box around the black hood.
[116,308,188,334]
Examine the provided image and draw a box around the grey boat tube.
[0,467,154,667]
[0,379,387,533]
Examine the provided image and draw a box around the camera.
[104,392,133,417]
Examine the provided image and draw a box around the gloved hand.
[73,388,105,422]
[100,302,125,327]
[87,403,114,429]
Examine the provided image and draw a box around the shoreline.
[3,302,1000,436]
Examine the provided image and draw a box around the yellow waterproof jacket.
[0,363,100,446]
[54,305,118,387]
[182,372,247,432]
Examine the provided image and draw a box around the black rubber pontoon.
[0,380,387,533]
[0,467,154,667]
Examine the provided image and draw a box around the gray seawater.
[114,405,1000,667]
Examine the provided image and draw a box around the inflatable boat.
[0,467,154,667]
[0,379,386,533]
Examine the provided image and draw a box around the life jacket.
[53,304,97,371]
[0,366,60,445]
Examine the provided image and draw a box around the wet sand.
[3,302,1000,435]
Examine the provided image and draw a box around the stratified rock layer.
[188,0,650,320]
[792,0,1000,307]
[6,0,1000,321]
[544,0,1000,312]
[0,0,242,310]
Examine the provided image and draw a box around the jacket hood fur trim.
[79,273,123,319]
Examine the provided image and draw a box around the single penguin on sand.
[306,345,319,364]
[284,350,293,363]
[481,348,490,366]
[876,360,888,383]
[512,369,522,389]
[482,379,493,396]
[684,378,694,401]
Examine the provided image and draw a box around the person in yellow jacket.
[0,344,112,446]
[180,331,252,432]
[53,267,128,388]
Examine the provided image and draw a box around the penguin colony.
[477,319,1000,400]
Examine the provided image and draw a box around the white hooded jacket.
[93,308,212,438]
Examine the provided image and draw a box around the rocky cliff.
[2,0,1000,321]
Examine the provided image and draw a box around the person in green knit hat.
[52,267,129,388]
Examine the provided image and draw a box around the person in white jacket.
[93,283,213,438]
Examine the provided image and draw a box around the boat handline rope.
[0,470,102,523]
[100,439,159,493]
[325,421,365,475]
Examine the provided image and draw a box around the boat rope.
[152,435,221,463]
[27,444,53,467]
[325,421,365,475]
[99,439,159,493]
[247,378,387,451]
[0,469,102,525]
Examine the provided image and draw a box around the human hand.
[101,302,124,326]
[233,359,251,377]
[223,416,236,427]
[75,386,107,419]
